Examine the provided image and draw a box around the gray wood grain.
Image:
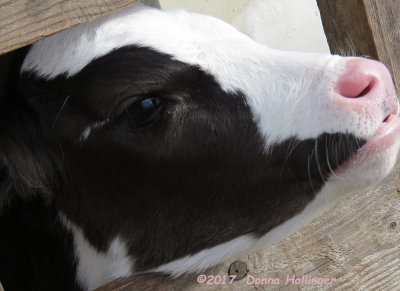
[317,0,400,94]
[0,0,140,55]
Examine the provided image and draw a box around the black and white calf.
[1,4,400,291]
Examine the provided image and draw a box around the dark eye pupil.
[141,97,160,110]
[126,97,164,126]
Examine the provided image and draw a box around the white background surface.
[158,0,330,53]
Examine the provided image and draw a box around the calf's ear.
[0,133,56,213]
[0,46,55,211]
[0,155,9,210]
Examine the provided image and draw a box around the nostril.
[336,73,376,99]
[334,59,397,119]
[356,79,375,98]
[383,114,393,123]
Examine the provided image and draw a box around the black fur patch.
[0,196,81,291]
[0,46,364,289]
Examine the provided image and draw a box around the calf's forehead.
[22,4,257,81]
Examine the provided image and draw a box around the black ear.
[0,45,58,213]
[0,125,60,215]
[0,104,63,219]
[0,155,10,211]
[0,116,54,214]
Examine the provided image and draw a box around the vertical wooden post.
[317,0,400,94]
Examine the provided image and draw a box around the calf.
[1,4,399,291]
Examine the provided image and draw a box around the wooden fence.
[0,0,399,290]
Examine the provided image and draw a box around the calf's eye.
[125,97,165,126]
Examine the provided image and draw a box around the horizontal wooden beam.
[0,0,140,55]
[317,0,400,94]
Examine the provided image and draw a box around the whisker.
[52,95,70,129]
[314,139,327,184]
[307,148,316,196]
[280,139,300,176]
[325,135,343,180]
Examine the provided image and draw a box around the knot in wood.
[228,260,249,281]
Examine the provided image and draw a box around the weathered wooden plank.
[0,0,140,55]
[363,0,400,95]
[316,0,377,57]
[317,0,400,93]
[95,165,400,290]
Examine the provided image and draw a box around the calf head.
[1,4,400,290]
